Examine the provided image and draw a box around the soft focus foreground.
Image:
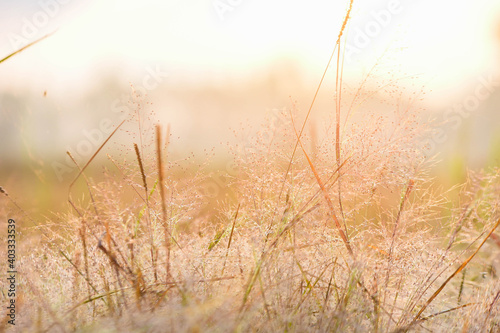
[1,88,500,332]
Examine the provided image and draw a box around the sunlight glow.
[1,0,498,94]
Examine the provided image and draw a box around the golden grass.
[2,99,500,332]
[1,2,500,332]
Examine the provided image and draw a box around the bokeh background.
[1,0,500,213]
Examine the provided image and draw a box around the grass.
[1,2,500,332]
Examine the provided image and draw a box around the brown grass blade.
[156,124,171,280]
[59,249,100,295]
[69,119,126,193]
[410,217,500,326]
[421,303,475,321]
[385,179,415,289]
[134,143,148,195]
[334,0,354,226]
[276,0,354,207]
[289,110,353,255]
[222,204,240,276]
[0,32,55,64]
[228,203,239,250]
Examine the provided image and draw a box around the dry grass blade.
[408,217,500,328]
[97,234,134,279]
[59,250,100,296]
[222,204,240,276]
[385,179,415,288]
[483,290,500,329]
[227,204,239,250]
[391,303,476,333]
[156,124,171,280]
[239,203,319,316]
[334,0,354,226]
[66,151,100,217]
[421,303,475,321]
[68,119,126,194]
[289,110,353,255]
[133,143,157,280]
[79,225,93,309]
[134,143,148,194]
[0,32,55,64]
[276,0,354,207]
[67,151,134,277]
[274,0,355,255]
[106,153,145,202]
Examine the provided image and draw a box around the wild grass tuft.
[1,2,500,332]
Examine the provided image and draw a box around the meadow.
[1,3,500,332]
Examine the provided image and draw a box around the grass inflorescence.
[1,2,500,332]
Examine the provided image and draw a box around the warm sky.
[1,0,499,100]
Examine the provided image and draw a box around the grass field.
[1,2,500,332]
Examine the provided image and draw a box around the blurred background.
[1,0,500,212]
